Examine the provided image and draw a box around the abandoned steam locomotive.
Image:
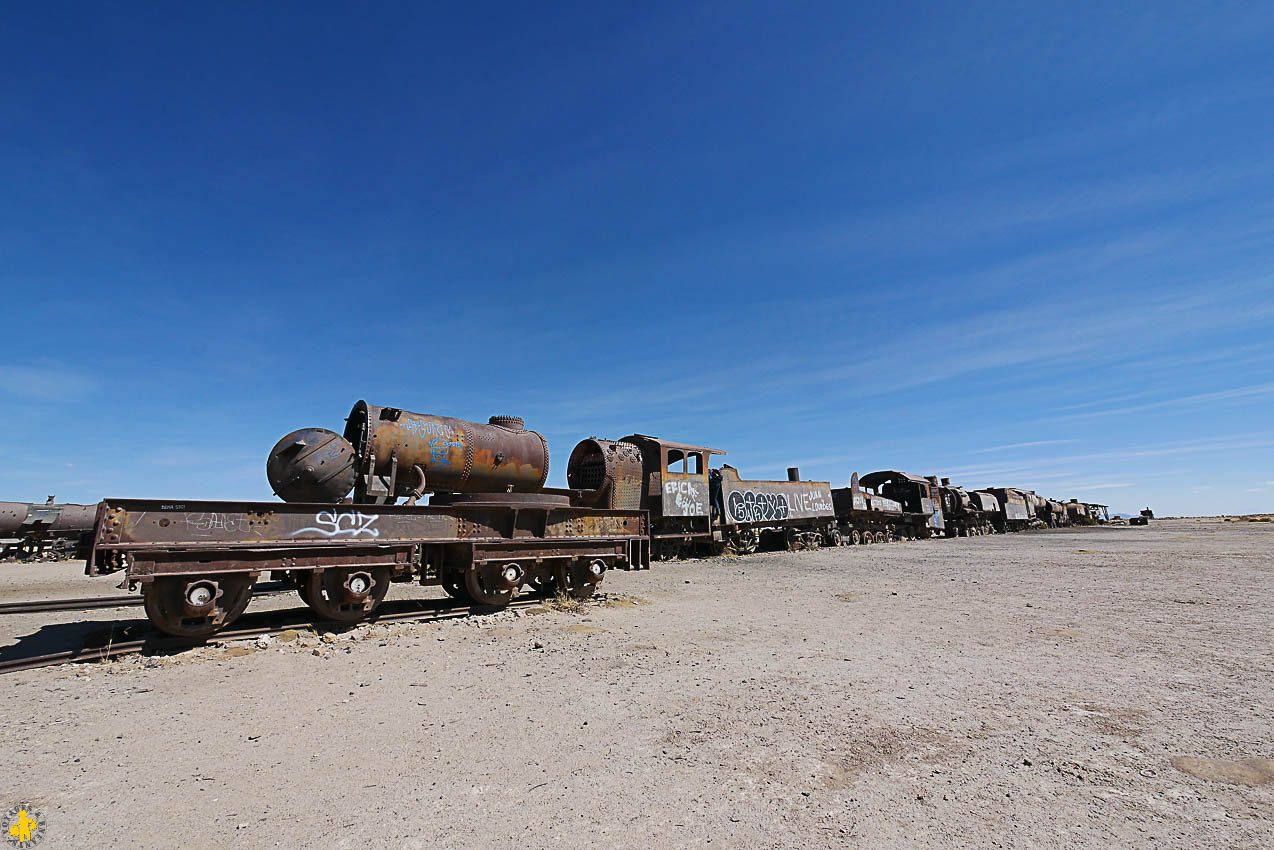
[82,400,1106,637]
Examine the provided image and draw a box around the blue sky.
[2,1,1272,516]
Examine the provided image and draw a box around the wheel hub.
[342,571,374,599]
[183,580,218,612]
[496,563,524,589]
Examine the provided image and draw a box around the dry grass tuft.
[543,590,588,614]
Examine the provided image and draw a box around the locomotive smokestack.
[787,467,800,481]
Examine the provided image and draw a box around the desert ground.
[1,518,1271,849]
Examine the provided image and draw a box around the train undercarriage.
[88,496,649,637]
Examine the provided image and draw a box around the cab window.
[666,449,686,473]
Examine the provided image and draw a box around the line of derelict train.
[7,402,1115,637]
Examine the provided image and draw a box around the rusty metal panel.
[716,467,834,524]
[87,498,649,576]
[545,510,647,538]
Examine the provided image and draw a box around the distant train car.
[1066,499,1093,525]
[981,488,1033,532]
[830,473,922,543]
[935,477,991,536]
[857,471,944,537]
[0,500,96,561]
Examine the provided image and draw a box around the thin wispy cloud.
[970,440,1075,454]
[1046,382,1274,423]
[0,363,98,402]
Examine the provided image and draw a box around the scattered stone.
[565,624,607,635]
[320,633,336,644]
[255,636,273,649]
[276,629,300,643]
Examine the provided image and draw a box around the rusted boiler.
[268,401,549,504]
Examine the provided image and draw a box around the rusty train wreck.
[1,499,96,561]
[64,399,1121,637]
[88,403,648,637]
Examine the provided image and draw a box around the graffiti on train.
[663,479,706,515]
[726,488,834,524]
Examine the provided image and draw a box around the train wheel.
[826,527,843,547]
[874,531,886,544]
[441,574,474,603]
[303,566,392,623]
[850,530,861,545]
[463,563,521,607]
[656,539,686,561]
[726,529,760,555]
[886,529,896,543]
[292,570,313,606]
[524,571,558,597]
[143,574,255,638]
[555,559,604,600]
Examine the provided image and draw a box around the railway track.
[0,581,294,617]
[0,594,545,675]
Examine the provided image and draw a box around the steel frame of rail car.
[87,497,649,637]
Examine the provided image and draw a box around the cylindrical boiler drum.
[0,502,30,536]
[343,401,548,497]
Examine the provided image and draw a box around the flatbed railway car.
[86,403,650,637]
